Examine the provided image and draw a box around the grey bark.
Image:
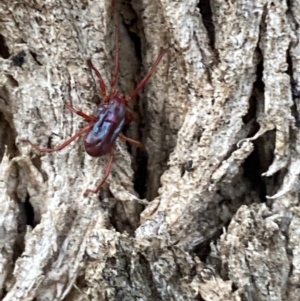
[0,0,298,300]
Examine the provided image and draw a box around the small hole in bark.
[293,112,300,128]
[231,282,238,292]
[197,0,215,49]
[1,288,8,299]
[195,294,206,301]
[32,155,49,182]
[35,16,43,24]
[47,136,52,148]
[243,131,276,203]
[133,148,148,199]
[193,131,202,142]
[185,160,194,172]
[6,74,19,87]
[12,50,26,67]
[243,145,267,203]
[288,53,300,127]
[30,51,42,65]
[254,50,264,91]
[124,20,142,61]
[286,47,293,77]
[24,194,35,227]
[0,33,10,58]
[181,160,194,177]
[0,112,18,158]
[194,243,212,262]
[243,95,257,124]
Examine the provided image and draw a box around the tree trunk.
[0,0,298,300]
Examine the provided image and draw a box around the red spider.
[21,5,165,197]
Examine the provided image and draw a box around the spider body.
[21,3,165,196]
[85,96,126,157]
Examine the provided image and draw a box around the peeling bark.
[0,0,299,300]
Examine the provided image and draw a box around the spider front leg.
[21,124,93,153]
[126,48,166,103]
[65,102,98,122]
[87,59,109,103]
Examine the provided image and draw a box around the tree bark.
[0,0,298,300]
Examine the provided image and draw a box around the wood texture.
[0,0,299,300]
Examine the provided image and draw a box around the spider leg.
[21,124,93,153]
[126,48,166,103]
[119,133,143,147]
[65,102,97,122]
[83,147,115,196]
[87,59,109,102]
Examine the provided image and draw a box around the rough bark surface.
[0,0,299,300]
